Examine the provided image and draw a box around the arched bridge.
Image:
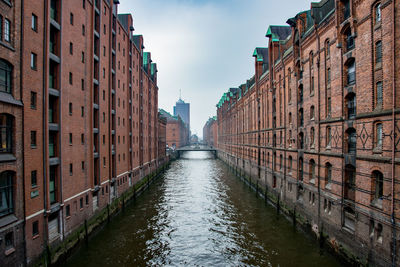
[176,146,217,158]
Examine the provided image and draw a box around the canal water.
[65,152,341,267]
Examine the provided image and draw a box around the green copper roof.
[143,52,150,66]
[151,63,157,76]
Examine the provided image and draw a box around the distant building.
[159,109,189,149]
[203,117,218,148]
[173,98,190,134]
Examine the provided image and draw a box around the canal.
[65,152,341,267]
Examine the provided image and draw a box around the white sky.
[118,0,311,138]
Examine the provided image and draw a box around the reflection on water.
[65,152,341,267]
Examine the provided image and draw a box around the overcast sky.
[119,0,311,138]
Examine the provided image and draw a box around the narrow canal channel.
[65,152,341,267]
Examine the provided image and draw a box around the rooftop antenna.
[179,89,182,100]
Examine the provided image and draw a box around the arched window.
[309,51,314,67]
[372,170,383,201]
[325,39,330,58]
[0,114,13,153]
[0,171,14,216]
[344,27,354,52]
[325,162,332,187]
[346,93,356,119]
[0,59,12,94]
[288,156,293,173]
[299,132,304,149]
[346,128,357,153]
[299,108,304,127]
[298,157,304,181]
[344,164,356,201]
[346,58,356,85]
[298,84,303,103]
[310,127,315,146]
[309,159,316,182]
[375,3,382,24]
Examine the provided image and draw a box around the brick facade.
[0,0,164,265]
[215,0,400,265]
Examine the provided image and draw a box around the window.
[299,108,303,127]
[375,41,382,64]
[4,19,10,42]
[81,106,84,117]
[310,106,315,120]
[0,16,2,41]
[288,156,292,173]
[311,76,314,94]
[81,79,85,91]
[32,221,39,237]
[327,68,331,85]
[70,13,74,25]
[0,60,12,94]
[310,160,316,182]
[326,127,331,147]
[376,123,383,148]
[344,164,356,201]
[372,171,383,201]
[289,112,292,124]
[31,53,37,70]
[325,163,332,185]
[310,127,315,146]
[30,91,37,109]
[375,3,382,24]
[69,72,73,85]
[31,170,37,188]
[342,0,350,21]
[82,25,85,35]
[347,128,357,153]
[85,194,89,205]
[5,232,13,248]
[0,114,13,153]
[298,157,304,181]
[69,103,72,115]
[347,59,355,85]
[0,171,14,216]
[81,52,85,63]
[376,81,383,107]
[345,28,354,51]
[83,0,86,9]
[325,40,330,58]
[31,131,37,148]
[346,93,356,119]
[81,161,85,171]
[69,133,72,144]
[49,166,57,204]
[32,14,38,31]
[69,163,73,176]
[80,198,83,209]
[66,205,70,217]
[69,42,73,54]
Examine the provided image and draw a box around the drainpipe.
[391,0,397,265]
[20,0,27,264]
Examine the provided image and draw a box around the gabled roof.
[266,25,291,41]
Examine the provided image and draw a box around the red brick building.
[216,0,400,265]
[0,0,164,265]
[158,112,167,165]
[160,109,189,149]
[203,117,217,147]
[0,0,24,265]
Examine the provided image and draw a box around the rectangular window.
[376,123,383,147]
[81,79,85,91]
[30,91,37,109]
[81,106,84,117]
[0,16,3,41]
[69,133,72,144]
[32,14,38,31]
[31,53,37,70]
[69,42,73,54]
[4,19,10,42]
[31,131,37,147]
[80,198,83,209]
[81,161,85,171]
[82,25,85,35]
[376,81,383,107]
[327,68,331,85]
[69,163,73,176]
[66,204,70,217]
[70,13,74,25]
[81,133,84,144]
[81,52,85,63]
[31,170,37,187]
[376,41,382,64]
[82,0,85,9]
[69,72,73,85]
[32,221,39,237]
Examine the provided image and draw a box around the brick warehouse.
[215,0,400,265]
[0,0,167,265]
[159,108,189,149]
[203,116,218,148]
